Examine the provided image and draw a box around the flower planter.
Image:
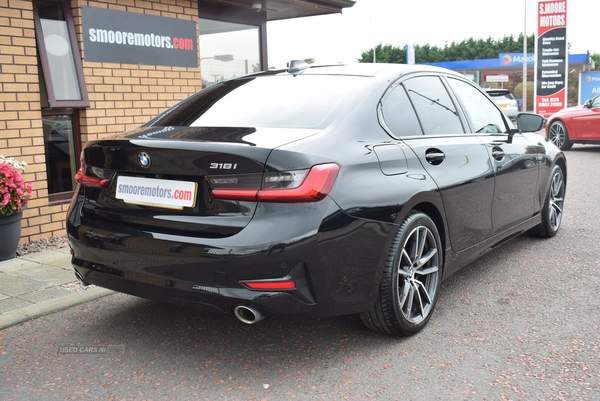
[1,156,31,260]
[0,209,23,261]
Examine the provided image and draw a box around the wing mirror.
[584,99,593,108]
[516,112,546,133]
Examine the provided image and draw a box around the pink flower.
[0,158,31,216]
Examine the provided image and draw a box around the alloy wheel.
[397,225,440,324]
[549,122,566,148]
[548,169,565,232]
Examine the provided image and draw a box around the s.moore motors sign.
[81,6,198,68]
[534,1,568,117]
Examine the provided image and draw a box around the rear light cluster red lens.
[75,169,110,189]
[209,163,339,203]
[75,151,110,189]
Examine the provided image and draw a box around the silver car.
[485,88,519,120]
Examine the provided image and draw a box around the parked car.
[67,63,566,337]
[484,88,519,119]
[546,94,600,150]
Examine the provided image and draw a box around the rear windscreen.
[488,91,514,100]
[145,75,371,129]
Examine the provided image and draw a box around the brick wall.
[0,0,49,242]
[0,0,202,244]
[73,0,202,143]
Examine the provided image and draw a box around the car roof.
[249,63,464,81]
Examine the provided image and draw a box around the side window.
[592,95,600,108]
[403,76,464,135]
[448,78,507,134]
[381,84,423,137]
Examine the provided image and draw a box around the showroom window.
[198,1,267,88]
[199,18,262,88]
[33,0,88,200]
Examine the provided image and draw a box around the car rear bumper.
[67,197,396,319]
[503,106,518,118]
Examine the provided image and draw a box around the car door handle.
[425,149,445,165]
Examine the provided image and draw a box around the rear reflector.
[211,163,339,203]
[244,281,296,290]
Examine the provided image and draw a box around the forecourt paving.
[0,247,113,330]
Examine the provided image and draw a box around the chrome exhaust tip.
[74,270,88,286]
[234,305,264,324]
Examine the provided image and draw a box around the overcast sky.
[266,0,599,69]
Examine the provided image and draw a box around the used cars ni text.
[67,63,566,336]
[546,94,600,150]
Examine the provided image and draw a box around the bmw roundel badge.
[138,152,151,168]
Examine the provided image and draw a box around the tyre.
[548,120,572,150]
[361,211,442,336]
[529,164,565,238]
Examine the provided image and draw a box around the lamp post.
[369,16,376,63]
[523,0,527,112]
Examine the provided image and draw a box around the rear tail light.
[74,151,111,189]
[209,163,339,203]
[75,169,110,189]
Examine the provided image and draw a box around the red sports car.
[546,94,600,150]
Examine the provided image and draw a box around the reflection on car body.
[67,63,566,336]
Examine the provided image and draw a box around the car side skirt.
[443,212,543,279]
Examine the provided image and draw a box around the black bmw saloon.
[67,63,566,336]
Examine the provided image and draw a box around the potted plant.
[0,155,32,261]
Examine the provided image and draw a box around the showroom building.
[0,0,354,244]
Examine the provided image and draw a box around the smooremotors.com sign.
[81,6,198,68]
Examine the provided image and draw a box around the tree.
[592,53,600,69]
[358,34,535,64]
[359,44,406,64]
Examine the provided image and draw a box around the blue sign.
[499,53,535,67]
[579,71,600,104]
[406,45,415,65]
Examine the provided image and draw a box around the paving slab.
[0,272,48,297]
[0,247,114,330]
[17,287,74,303]
[18,249,73,269]
[0,297,34,313]
[6,264,76,285]
[0,258,39,273]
